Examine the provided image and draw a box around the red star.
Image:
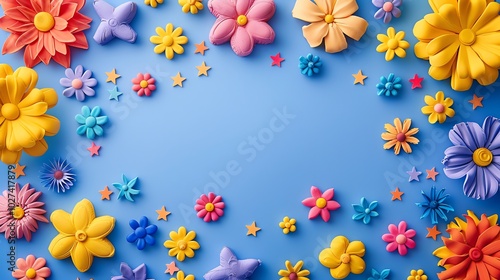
[409,74,424,89]
[87,142,101,156]
[270,52,285,67]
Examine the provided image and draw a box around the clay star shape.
[93,0,138,45]
[165,261,179,275]
[196,62,211,76]
[352,70,367,85]
[106,68,121,84]
[270,52,285,67]
[204,247,261,280]
[13,163,26,179]
[109,86,123,101]
[87,142,101,156]
[426,225,441,241]
[469,94,484,110]
[156,206,171,221]
[194,41,209,55]
[171,72,186,87]
[390,187,403,201]
[407,166,422,182]
[409,74,424,89]
[246,221,261,237]
[426,167,439,181]
[99,186,113,200]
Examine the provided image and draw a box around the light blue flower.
[113,174,140,202]
[352,197,379,224]
[126,216,157,250]
[416,186,454,224]
[75,106,108,140]
[368,268,390,280]
[299,53,322,77]
[376,73,402,96]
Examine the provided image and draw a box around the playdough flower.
[164,226,200,261]
[292,0,368,53]
[376,27,409,61]
[195,192,225,222]
[413,0,500,91]
[279,216,297,234]
[381,118,419,155]
[368,268,390,280]
[12,255,51,280]
[48,199,115,272]
[382,221,416,256]
[113,174,140,202]
[111,262,148,280]
[278,260,310,280]
[150,23,188,60]
[0,183,48,241]
[319,236,366,279]
[132,73,156,97]
[421,91,455,124]
[408,269,427,280]
[60,65,97,102]
[75,106,108,140]
[376,73,402,96]
[0,64,60,164]
[299,53,322,77]
[39,158,76,193]
[352,197,379,224]
[373,0,401,23]
[208,0,276,56]
[126,216,158,250]
[145,0,163,8]
[179,0,203,14]
[0,0,91,68]
[173,270,195,280]
[302,186,341,222]
[442,116,500,199]
[416,186,454,224]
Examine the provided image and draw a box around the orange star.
[99,186,113,200]
[469,94,483,110]
[196,61,211,76]
[12,163,26,179]
[105,68,121,84]
[246,221,261,236]
[426,225,441,241]
[171,72,186,87]
[390,187,404,201]
[194,41,209,55]
[87,142,101,157]
[352,70,367,85]
[156,206,171,221]
[165,261,180,275]
[426,167,439,181]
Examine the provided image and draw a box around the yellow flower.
[48,199,115,272]
[279,216,296,234]
[407,269,427,280]
[376,27,410,61]
[421,91,455,124]
[178,0,203,14]
[278,260,310,280]
[150,23,188,60]
[164,226,200,261]
[145,0,163,8]
[0,64,60,164]
[413,0,500,91]
[171,270,194,280]
[381,118,419,155]
[319,236,365,279]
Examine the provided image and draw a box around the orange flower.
[0,0,92,68]
[381,118,419,155]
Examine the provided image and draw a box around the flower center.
[387,39,398,50]
[429,200,438,209]
[163,36,174,47]
[289,272,298,280]
[364,208,371,214]
[72,78,83,89]
[459,29,476,46]
[85,116,96,127]
[396,234,407,244]
[396,132,406,142]
[34,12,55,32]
[12,206,25,219]
[135,227,147,238]
[25,268,37,279]
[324,14,334,24]
[385,82,394,90]
[340,253,351,264]
[316,197,327,209]
[1,103,20,120]
[122,184,129,191]
[237,15,248,26]
[415,276,421,280]
[383,2,394,12]
[75,230,87,242]
[308,61,314,68]
[140,80,148,88]
[469,247,483,262]
[178,240,187,250]
[54,170,64,180]
[473,147,493,167]
[205,202,215,212]
[434,103,445,113]
[285,222,291,228]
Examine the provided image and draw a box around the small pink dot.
[71,78,83,89]
[434,103,445,113]
[54,170,64,180]
[396,132,406,142]
[383,2,394,12]
[289,272,298,280]
[396,234,407,244]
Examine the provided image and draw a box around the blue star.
[204,247,261,280]
[113,174,140,202]
[93,0,138,45]
[109,86,123,101]
[406,166,422,182]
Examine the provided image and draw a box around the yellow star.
[156,206,171,221]
[352,70,367,85]
[196,61,211,77]
[105,68,121,84]
[426,225,441,241]
[12,163,26,179]
[99,186,113,200]
[194,41,209,55]
[171,72,186,87]
[246,221,261,236]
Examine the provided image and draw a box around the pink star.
[165,261,179,275]
[270,52,285,67]
[302,186,340,222]
[87,142,101,156]
[409,74,423,89]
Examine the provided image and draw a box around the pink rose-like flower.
[208,0,276,56]
[302,186,340,222]
[132,73,156,97]
[382,221,416,256]
[12,255,51,280]
[195,192,225,222]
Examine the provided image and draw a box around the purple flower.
[442,116,500,200]
[111,262,147,280]
[373,0,402,24]
[60,65,97,101]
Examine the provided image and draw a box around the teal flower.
[75,106,108,140]
[415,186,454,224]
[113,174,139,202]
[299,53,322,77]
[352,197,379,224]
[368,268,390,280]
[376,73,402,96]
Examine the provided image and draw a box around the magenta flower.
[0,183,48,241]
[302,186,340,222]
[382,221,416,256]
[195,192,225,222]
[60,65,97,101]
[208,0,276,56]
[132,73,156,97]
[12,255,51,280]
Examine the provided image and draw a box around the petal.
[324,24,347,53]
[334,15,368,41]
[85,216,115,238]
[245,21,274,44]
[442,145,474,179]
[209,17,236,45]
[230,26,254,56]
[333,0,359,18]
[48,234,76,259]
[71,242,93,272]
[208,0,237,18]
[50,209,76,235]
[247,0,275,21]
[85,238,115,258]
[71,199,95,230]
[349,255,365,274]
[292,0,325,22]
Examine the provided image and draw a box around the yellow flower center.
[324,14,334,24]
[237,15,248,26]
[34,12,55,32]
[285,222,291,228]
[25,268,37,279]
[340,253,351,264]
[459,29,476,46]
[75,230,87,242]
[387,38,399,50]
[1,103,20,120]
[163,36,174,47]
[12,206,24,219]
[140,80,148,88]
[315,197,327,209]
[473,147,493,167]
[178,240,187,250]
[205,202,215,212]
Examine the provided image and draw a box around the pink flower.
[132,73,156,97]
[195,192,225,222]
[208,0,276,56]
[12,255,51,280]
[302,186,340,222]
[382,221,416,256]
[0,183,48,241]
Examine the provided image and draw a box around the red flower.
[194,192,225,222]
[132,73,156,97]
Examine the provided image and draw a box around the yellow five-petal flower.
[319,236,365,279]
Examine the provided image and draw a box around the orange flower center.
[34,12,55,32]
[388,39,399,50]
[459,29,476,46]
[433,103,445,113]
[237,15,248,26]
[396,234,407,244]
[25,268,37,279]
[140,80,149,88]
[205,202,215,212]
[315,197,327,209]
[340,253,351,264]
[178,240,187,250]
[163,36,174,47]
[1,103,20,120]
[72,78,83,89]
[469,247,483,262]
[396,132,406,142]
[75,230,87,242]
[473,147,493,167]
[324,14,334,24]
[12,206,25,219]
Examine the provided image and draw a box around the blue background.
[2,0,500,279]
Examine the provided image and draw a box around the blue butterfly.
[204,247,261,280]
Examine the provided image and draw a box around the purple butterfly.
[93,0,137,45]
[204,247,261,280]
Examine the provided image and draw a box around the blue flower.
[111,262,148,280]
[75,106,108,140]
[368,268,391,280]
[352,197,379,224]
[299,53,322,76]
[113,174,140,201]
[376,73,402,96]
[126,216,157,250]
[416,186,454,224]
[39,158,76,193]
